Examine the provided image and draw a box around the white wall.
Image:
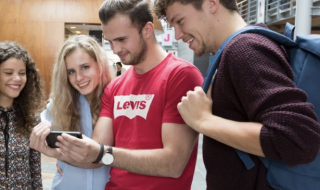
[177,40,194,64]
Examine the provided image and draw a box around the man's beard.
[195,42,209,57]
[123,36,147,66]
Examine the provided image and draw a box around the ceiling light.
[70,26,76,29]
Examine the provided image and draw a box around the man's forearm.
[109,147,190,178]
[198,115,264,157]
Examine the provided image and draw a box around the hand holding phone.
[46,131,82,148]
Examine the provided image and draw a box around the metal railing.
[237,0,320,25]
[312,0,320,15]
[265,0,296,24]
[238,0,258,24]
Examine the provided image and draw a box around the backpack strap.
[203,26,264,93]
[285,22,295,40]
[234,149,255,170]
[202,26,296,93]
[234,150,271,170]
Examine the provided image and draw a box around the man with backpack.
[154,0,320,189]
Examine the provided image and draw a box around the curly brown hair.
[0,41,45,136]
[153,0,239,20]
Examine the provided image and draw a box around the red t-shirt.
[100,53,203,190]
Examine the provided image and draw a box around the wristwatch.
[102,146,114,165]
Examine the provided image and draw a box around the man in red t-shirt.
[48,0,203,190]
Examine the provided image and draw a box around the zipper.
[2,112,9,178]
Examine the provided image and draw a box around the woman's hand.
[29,121,61,159]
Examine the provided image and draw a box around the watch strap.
[92,142,104,164]
[106,145,113,154]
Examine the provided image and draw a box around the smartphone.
[46,131,82,148]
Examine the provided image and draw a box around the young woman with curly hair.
[30,35,113,190]
[0,41,45,189]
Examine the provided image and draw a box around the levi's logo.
[114,94,154,119]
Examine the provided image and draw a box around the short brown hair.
[99,0,153,33]
[153,0,239,20]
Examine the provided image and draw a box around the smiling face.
[0,58,27,107]
[166,1,213,56]
[102,14,147,66]
[65,48,100,101]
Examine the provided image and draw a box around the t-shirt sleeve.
[163,64,204,124]
[99,85,113,119]
[224,34,320,166]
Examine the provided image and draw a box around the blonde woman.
[32,35,112,190]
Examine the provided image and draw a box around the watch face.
[102,153,114,165]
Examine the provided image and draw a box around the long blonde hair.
[49,35,112,131]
